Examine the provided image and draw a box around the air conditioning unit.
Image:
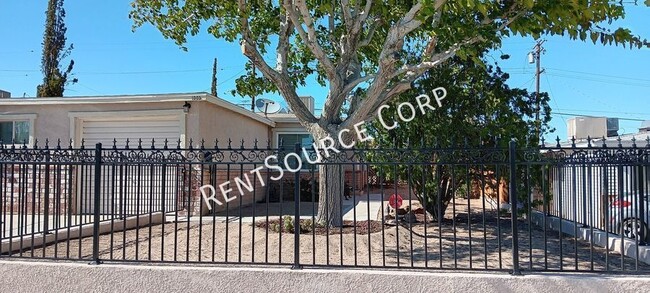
[567,117,618,140]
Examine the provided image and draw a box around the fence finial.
[138,138,143,149]
[113,138,117,149]
[570,136,576,148]
[56,138,61,149]
[617,136,622,148]
[555,136,561,148]
[125,138,130,149]
[586,136,592,147]
[164,138,169,149]
[601,136,607,147]
[631,136,637,148]
[254,138,259,149]
[200,139,205,150]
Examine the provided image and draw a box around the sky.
[1,1,649,143]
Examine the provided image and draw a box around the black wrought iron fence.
[1,137,648,274]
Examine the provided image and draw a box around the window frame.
[0,114,36,146]
[274,131,316,170]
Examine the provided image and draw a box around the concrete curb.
[529,210,650,265]
[0,260,649,293]
[1,212,164,254]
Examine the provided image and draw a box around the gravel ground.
[11,198,650,272]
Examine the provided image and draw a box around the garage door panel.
[79,116,182,215]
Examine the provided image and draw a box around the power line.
[546,67,650,83]
[554,112,647,122]
[554,108,650,117]
[546,72,650,88]
[544,73,567,125]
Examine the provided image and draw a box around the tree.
[368,53,551,221]
[130,0,649,226]
[211,58,218,96]
[37,0,77,97]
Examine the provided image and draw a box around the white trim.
[69,110,186,148]
[68,109,184,119]
[0,113,37,146]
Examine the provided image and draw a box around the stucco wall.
[2,101,194,144]
[198,102,270,148]
[1,100,270,147]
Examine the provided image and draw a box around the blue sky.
[1,1,649,142]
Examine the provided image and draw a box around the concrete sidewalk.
[168,193,389,223]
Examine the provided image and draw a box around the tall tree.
[369,54,551,221]
[37,0,77,97]
[211,58,218,96]
[131,0,649,226]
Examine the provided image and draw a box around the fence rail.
[1,138,649,273]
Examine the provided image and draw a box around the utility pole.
[529,40,545,138]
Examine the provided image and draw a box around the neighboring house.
[549,117,650,229]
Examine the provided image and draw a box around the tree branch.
[238,0,316,123]
[284,0,336,79]
[276,12,293,74]
[340,1,425,128]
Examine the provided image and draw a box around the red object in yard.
[612,200,631,208]
[388,194,403,209]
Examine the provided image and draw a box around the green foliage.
[368,54,552,220]
[211,58,218,96]
[130,0,649,105]
[37,0,77,97]
[269,216,317,233]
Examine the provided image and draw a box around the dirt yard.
[14,197,650,272]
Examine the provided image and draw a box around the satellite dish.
[255,98,281,116]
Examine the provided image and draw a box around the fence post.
[638,150,646,246]
[509,139,521,275]
[292,142,302,269]
[89,143,102,265]
[43,149,51,234]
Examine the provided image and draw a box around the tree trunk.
[316,164,344,227]
[307,125,344,227]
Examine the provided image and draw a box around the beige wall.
[1,100,270,147]
[198,102,270,148]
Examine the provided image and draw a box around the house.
[0,92,274,147]
[549,116,650,229]
[0,92,365,216]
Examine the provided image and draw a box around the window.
[277,133,315,170]
[0,120,30,144]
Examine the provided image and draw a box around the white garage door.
[79,116,182,215]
